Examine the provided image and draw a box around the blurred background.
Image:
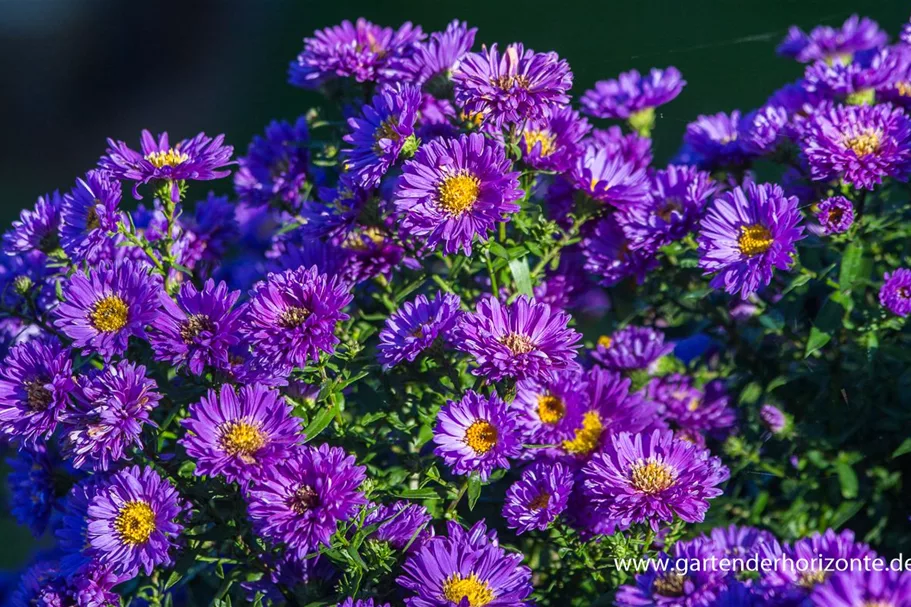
[0,0,907,570]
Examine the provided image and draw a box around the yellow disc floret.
[438,172,480,216]
[629,458,676,494]
[737,224,774,257]
[464,420,498,454]
[91,295,129,332]
[115,501,156,545]
[442,573,495,607]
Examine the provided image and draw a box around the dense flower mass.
[4,10,911,607]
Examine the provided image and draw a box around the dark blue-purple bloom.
[513,369,587,446]
[684,110,751,169]
[503,461,573,534]
[760,404,787,434]
[6,445,58,536]
[3,191,62,255]
[879,268,911,317]
[401,20,476,89]
[592,325,674,372]
[234,117,310,211]
[815,195,854,234]
[698,182,805,298]
[647,375,737,440]
[778,15,888,63]
[377,291,462,369]
[581,66,685,131]
[812,569,911,607]
[739,105,790,155]
[590,126,653,171]
[571,145,650,208]
[804,48,901,101]
[520,105,590,172]
[583,215,658,286]
[362,501,432,551]
[60,170,121,260]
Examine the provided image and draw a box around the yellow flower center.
[528,492,551,510]
[438,172,480,216]
[491,73,530,90]
[537,394,566,424]
[653,572,686,597]
[24,378,52,412]
[797,569,828,589]
[523,129,557,157]
[86,206,100,231]
[442,573,495,607]
[686,397,701,412]
[562,411,603,456]
[737,224,773,257]
[629,459,676,494]
[289,485,319,514]
[279,306,311,329]
[897,82,911,97]
[464,420,498,454]
[114,501,156,545]
[500,332,535,355]
[180,314,216,344]
[843,129,881,157]
[146,148,189,169]
[218,420,266,463]
[91,295,129,332]
[862,602,893,607]
[657,198,683,222]
[597,335,612,349]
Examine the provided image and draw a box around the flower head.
[590,126,653,171]
[815,195,854,234]
[811,570,911,607]
[804,47,900,100]
[520,105,590,172]
[777,15,887,63]
[760,404,787,434]
[698,182,805,298]
[234,117,310,211]
[6,445,60,536]
[647,375,737,440]
[433,390,521,480]
[361,501,432,551]
[401,20,477,89]
[3,191,62,255]
[512,369,588,445]
[59,170,122,260]
[592,325,674,372]
[879,268,911,317]
[377,291,462,369]
[582,215,659,286]
[503,462,573,534]
[581,66,685,121]
[739,105,790,155]
[571,145,650,208]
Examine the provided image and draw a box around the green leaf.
[303,399,339,442]
[892,438,911,459]
[804,327,832,358]
[804,298,843,358]
[395,487,442,500]
[508,257,533,297]
[467,474,482,510]
[488,242,509,259]
[782,271,812,295]
[835,462,858,499]
[838,242,866,289]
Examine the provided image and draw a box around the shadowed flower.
[60,170,121,260]
[811,569,911,607]
[815,195,854,234]
[377,291,462,369]
[581,66,685,135]
[591,325,674,372]
[739,105,790,155]
[879,268,911,317]
[777,15,887,63]
[590,126,653,171]
[361,501,432,552]
[520,105,590,172]
[647,375,737,440]
[6,445,60,536]
[401,20,477,89]
[684,111,751,169]
[234,116,310,211]
[582,215,659,287]
[503,461,574,534]
[571,145,650,208]
[3,191,62,255]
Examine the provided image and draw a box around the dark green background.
[0,0,907,570]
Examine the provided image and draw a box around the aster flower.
[63,360,162,471]
[456,295,582,382]
[684,111,751,169]
[582,215,659,286]
[395,133,522,255]
[520,105,590,172]
[401,20,477,89]
[647,375,737,440]
[433,390,521,480]
[778,15,888,63]
[0,338,74,446]
[592,325,673,372]
[512,369,588,445]
[246,443,367,559]
[149,279,243,375]
[57,476,106,568]
[801,102,911,190]
[54,260,164,359]
[377,291,462,369]
[580,67,685,134]
[186,192,240,267]
[397,520,534,607]
[706,524,775,559]
[760,404,787,434]
[337,600,391,607]
[804,47,901,102]
[180,384,302,484]
[3,191,62,255]
[338,223,411,285]
[815,195,854,234]
[582,429,729,530]
[590,126,653,171]
[570,145,650,208]
[59,170,121,260]
[503,462,573,534]
[240,265,353,370]
[879,268,911,316]
[234,116,310,211]
[698,182,805,298]
[452,43,572,128]
[739,105,790,155]
[288,19,424,89]
[342,84,421,189]
[361,501,432,551]
[86,465,184,577]
[6,445,59,536]
[811,570,911,607]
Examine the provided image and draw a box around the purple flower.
[100,130,234,201]
[503,461,573,534]
[804,48,901,101]
[582,215,659,286]
[377,291,462,369]
[54,260,164,359]
[3,191,62,255]
[778,15,888,63]
[582,429,729,530]
[512,369,588,445]
[570,145,650,208]
[180,384,302,484]
[520,105,590,172]
[86,465,184,577]
[684,111,751,169]
[241,265,353,370]
[0,338,74,446]
[879,268,911,316]
[815,195,855,234]
[590,126,653,171]
[739,105,790,155]
[397,520,534,607]
[149,279,243,375]
[581,67,685,124]
[706,524,775,559]
[6,445,59,536]
[288,19,424,89]
[57,476,106,568]
[452,43,572,129]
[361,501,432,551]
[760,404,787,434]
[401,20,477,88]
[698,182,805,298]
[234,117,310,211]
[592,325,674,372]
[60,170,121,260]
[433,390,521,480]
[337,599,391,607]
[246,444,367,559]
[342,84,421,189]
[801,103,911,190]
[456,295,582,382]
[395,133,522,255]
[648,375,737,440]
[812,570,911,607]
[63,360,162,471]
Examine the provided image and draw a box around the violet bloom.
[234,117,310,211]
[706,524,776,559]
[777,15,888,63]
[760,404,787,434]
[452,42,572,128]
[362,501,432,552]
[739,105,790,155]
[3,191,62,255]
[433,390,521,481]
[801,103,911,190]
[520,105,590,172]
[582,215,659,287]
[180,384,303,484]
[149,279,243,375]
[592,325,674,372]
[456,295,582,382]
[503,461,574,534]
[54,260,164,359]
[581,67,685,134]
[60,170,121,260]
[101,130,234,201]
[0,338,74,446]
[815,195,854,234]
[376,291,462,369]
[338,600,391,607]
[395,132,522,255]
[879,268,911,317]
[512,369,588,445]
[288,19,424,89]
[684,110,752,169]
[590,126,653,171]
[647,375,737,440]
[86,465,184,577]
[6,445,59,536]
[342,84,421,189]
[241,265,353,370]
[698,182,805,298]
[246,443,367,559]
[64,360,162,471]
[401,20,477,89]
[804,48,901,102]
[811,570,911,607]
[582,429,729,530]
[570,145,650,208]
